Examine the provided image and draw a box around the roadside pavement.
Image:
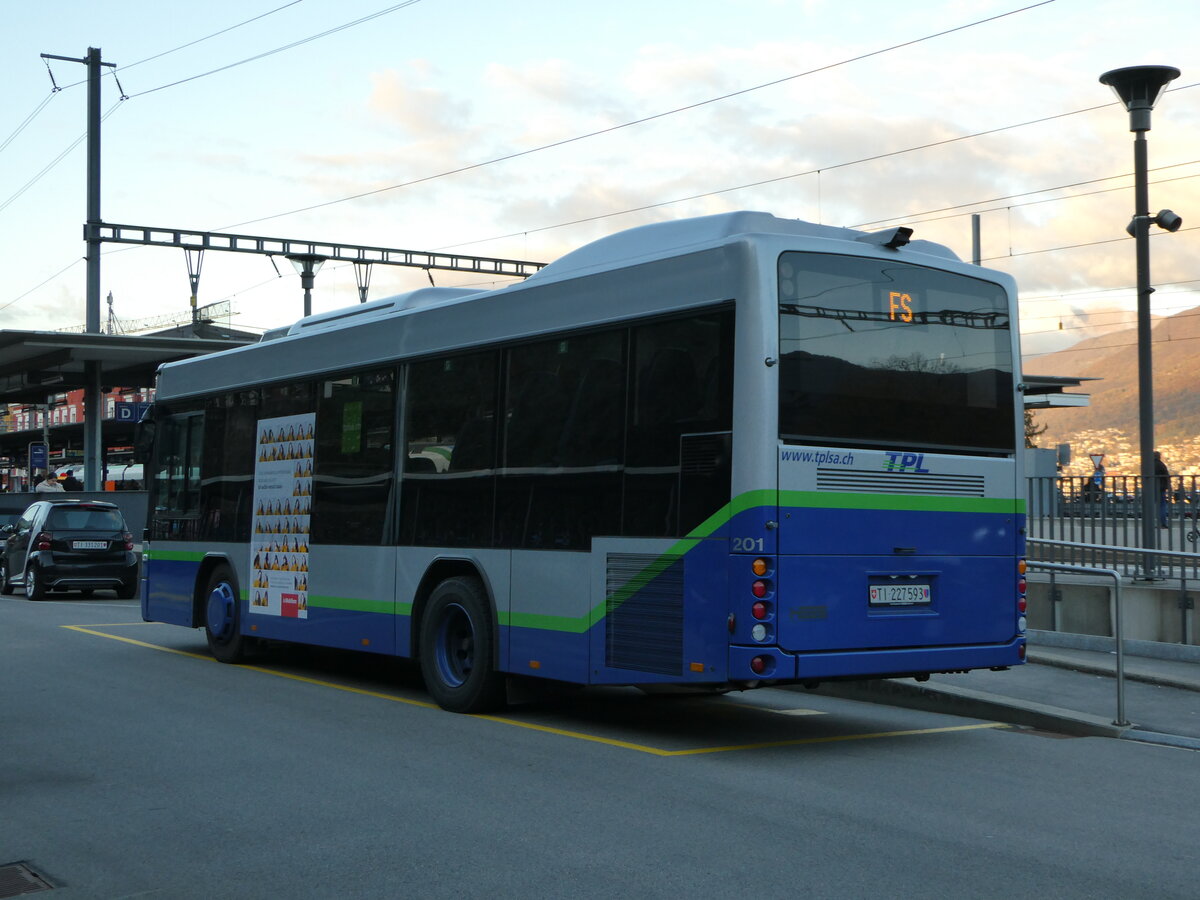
[811,630,1200,749]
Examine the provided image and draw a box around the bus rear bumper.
[730,638,1024,684]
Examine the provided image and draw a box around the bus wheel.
[419,576,504,713]
[204,566,248,664]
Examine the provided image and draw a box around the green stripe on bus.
[308,595,410,615]
[531,488,1023,634]
[144,550,206,562]
[147,488,1021,633]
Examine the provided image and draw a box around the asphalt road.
[3,592,1198,899]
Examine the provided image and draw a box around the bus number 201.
[732,537,765,553]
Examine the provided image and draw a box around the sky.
[2,0,1199,359]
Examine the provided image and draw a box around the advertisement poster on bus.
[249,413,314,618]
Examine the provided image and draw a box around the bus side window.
[401,350,498,547]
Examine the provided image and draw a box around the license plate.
[72,540,108,550]
[869,583,931,606]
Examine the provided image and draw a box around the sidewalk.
[812,632,1200,749]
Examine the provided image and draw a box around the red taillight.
[1018,643,1027,661]
[1017,578,1027,594]
[35,531,52,551]
[750,656,767,675]
[751,580,769,598]
[1018,596,1027,613]
[122,532,134,551]
[751,601,768,620]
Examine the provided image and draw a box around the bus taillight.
[751,580,769,598]
[1017,560,1027,633]
[751,601,768,620]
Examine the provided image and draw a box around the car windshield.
[45,507,125,531]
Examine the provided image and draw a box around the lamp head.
[1100,65,1180,130]
[1155,209,1183,232]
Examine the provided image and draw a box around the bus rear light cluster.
[749,559,774,642]
[1017,559,1027,634]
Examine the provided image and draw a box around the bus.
[140,210,1026,712]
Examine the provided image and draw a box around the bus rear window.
[778,252,1014,454]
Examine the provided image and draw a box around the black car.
[0,499,138,600]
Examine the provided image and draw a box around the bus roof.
[520,211,960,287]
[155,210,977,399]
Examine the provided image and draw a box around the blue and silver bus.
[141,211,1026,712]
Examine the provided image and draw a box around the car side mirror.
[0,524,14,536]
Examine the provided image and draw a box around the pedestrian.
[61,471,83,491]
[1155,450,1171,527]
[35,470,64,493]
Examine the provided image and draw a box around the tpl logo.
[884,452,930,473]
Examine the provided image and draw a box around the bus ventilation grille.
[605,553,684,676]
[816,468,986,496]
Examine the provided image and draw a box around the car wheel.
[418,576,504,713]
[25,564,45,601]
[204,565,249,663]
[116,580,138,600]
[0,558,12,594]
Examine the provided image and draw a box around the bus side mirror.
[134,420,156,464]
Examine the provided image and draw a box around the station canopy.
[0,327,253,405]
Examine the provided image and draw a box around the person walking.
[35,471,64,493]
[1154,451,1171,527]
[61,471,83,491]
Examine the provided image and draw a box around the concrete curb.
[801,678,1130,739]
[1030,629,1200,663]
[1026,647,1200,692]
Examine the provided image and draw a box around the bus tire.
[25,563,46,601]
[419,576,504,713]
[204,565,248,664]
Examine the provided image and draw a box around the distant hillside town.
[1028,303,1200,476]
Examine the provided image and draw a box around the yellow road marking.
[64,623,1008,754]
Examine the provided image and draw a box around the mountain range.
[1025,304,1200,473]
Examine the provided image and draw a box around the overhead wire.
[61,0,309,86]
[0,92,59,157]
[130,0,425,99]
[221,0,1061,230]
[0,100,126,216]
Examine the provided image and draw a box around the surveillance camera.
[1154,209,1183,232]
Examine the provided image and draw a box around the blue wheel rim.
[435,602,475,688]
[206,582,236,641]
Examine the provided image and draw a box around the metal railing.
[1025,548,1128,726]
[1027,474,1200,581]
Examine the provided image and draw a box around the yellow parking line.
[64,624,1008,754]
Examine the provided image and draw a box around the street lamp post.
[287,254,326,318]
[1099,65,1182,578]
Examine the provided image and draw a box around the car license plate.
[72,540,108,550]
[869,583,931,606]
